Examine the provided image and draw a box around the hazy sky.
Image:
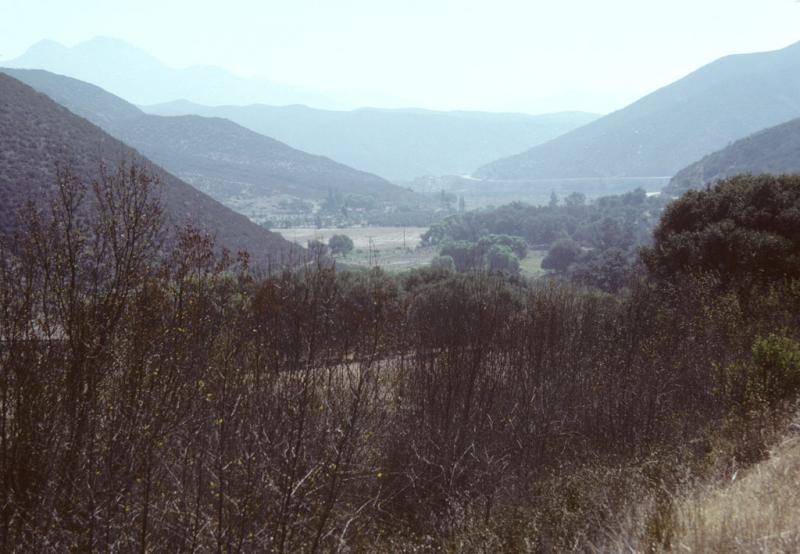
[2,0,800,113]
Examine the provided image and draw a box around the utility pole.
[368,236,374,266]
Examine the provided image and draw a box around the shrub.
[486,244,520,274]
[329,233,354,256]
[643,175,800,288]
[541,238,582,274]
[751,333,800,403]
[307,238,329,258]
[430,254,455,272]
[439,240,479,272]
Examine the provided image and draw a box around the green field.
[519,250,546,277]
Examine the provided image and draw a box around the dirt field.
[278,226,428,250]
[277,227,545,275]
[278,227,436,271]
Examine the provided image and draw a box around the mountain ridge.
[5,36,599,182]
[1,68,417,221]
[143,100,599,181]
[0,72,298,266]
[665,116,800,195]
[3,37,335,108]
[475,40,800,182]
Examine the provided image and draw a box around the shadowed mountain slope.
[666,116,800,196]
[0,72,298,266]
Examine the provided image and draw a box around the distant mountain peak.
[4,36,338,108]
[12,38,67,62]
[25,38,65,51]
[21,36,151,60]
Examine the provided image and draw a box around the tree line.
[424,189,669,291]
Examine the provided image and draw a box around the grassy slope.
[669,415,800,552]
[602,412,800,553]
[519,251,546,277]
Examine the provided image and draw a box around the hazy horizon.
[2,0,800,113]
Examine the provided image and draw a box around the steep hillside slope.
[476,41,800,181]
[144,101,598,181]
[2,69,416,219]
[0,73,296,266]
[671,423,800,553]
[666,116,800,195]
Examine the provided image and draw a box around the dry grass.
[598,413,800,554]
[669,415,800,553]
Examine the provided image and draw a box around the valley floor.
[278,226,547,274]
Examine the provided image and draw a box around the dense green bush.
[477,233,528,259]
[751,333,800,403]
[430,254,455,272]
[437,234,525,274]
[643,175,800,288]
[328,233,354,256]
[486,244,520,273]
[541,238,582,274]
[439,239,480,272]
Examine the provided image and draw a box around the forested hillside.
[666,116,800,195]
[0,73,296,265]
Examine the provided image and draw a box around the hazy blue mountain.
[666,116,800,196]
[143,101,598,181]
[476,41,800,181]
[2,68,417,221]
[0,72,297,266]
[2,37,335,108]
